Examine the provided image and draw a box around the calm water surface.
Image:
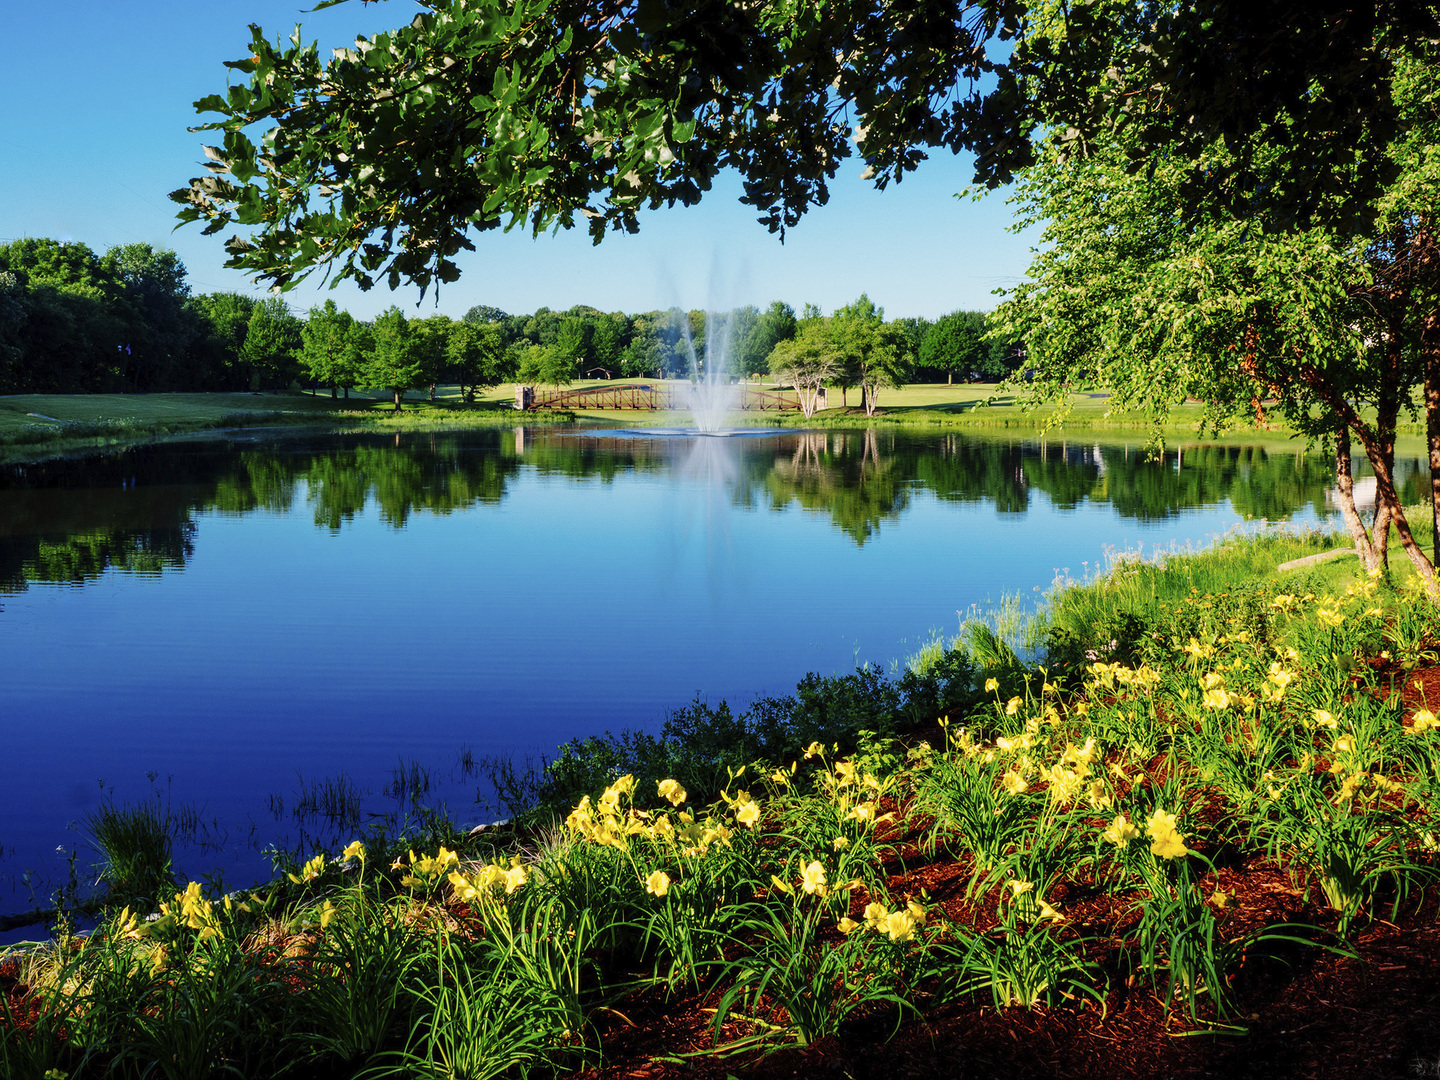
[0,425,1397,922]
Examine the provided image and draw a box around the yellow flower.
[833,836,850,851]
[1037,899,1064,923]
[287,853,327,885]
[1267,662,1295,690]
[1006,878,1034,898]
[504,865,527,893]
[804,741,826,759]
[1316,608,1345,627]
[863,901,888,931]
[645,870,671,897]
[1202,687,1232,710]
[1087,779,1112,809]
[1150,831,1188,860]
[1005,696,1023,716]
[1145,808,1188,859]
[1411,709,1439,734]
[884,910,916,943]
[848,802,876,823]
[735,799,761,828]
[837,917,859,934]
[1312,709,1337,729]
[801,860,827,895]
[1102,813,1139,846]
[1000,769,1029,795]
[1333,734,1356,756]
[1336,771,1366,802]
[318,900,337,929]
[657,778,687,805]
[115,906,144,940]
[906,899,927,925]
[1201,671,1226,691]
[985,678,999,692]
[448,870,479,902]
[341,841,365,863]
[1210,890,1228,910]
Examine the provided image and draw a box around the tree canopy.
[172,0,1440,295]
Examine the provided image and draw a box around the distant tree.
[341,320,373,399]
[517,342,574,389]
[554,316,592,373]
[188,292,256,390]
[103,243,195,391]
[299,299,356,396]
[620,331,662,378]
[462,304,509,326]
[832,294,912,416]
[768,321,839,418]
[893,315,932,362]
[446,319,507,402]
[919,310,987,383]
[239,295,302,389]
[521,307,564,347]
[0,272,27,389]
[591,312,628,373]
[981,331,1027,381]
[736,300,797,377]
[368,306,426,410]
[410,314,454,400]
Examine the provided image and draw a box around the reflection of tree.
[913,436,1032,515]
[0,433,528,594]
[763,429,909,545]
[0,526,193,593]
[0,430,1346,589]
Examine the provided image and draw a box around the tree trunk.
[344,386,350,400]
[1373,500,1392,568]
[1367,440,1435,586]
[392,387,404,412]
[1334,429,1379,571]
[429,383,437,403]
[330,385,338,400]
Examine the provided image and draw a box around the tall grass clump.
[85,797,179,907]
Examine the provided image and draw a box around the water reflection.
[2,427,1428,592]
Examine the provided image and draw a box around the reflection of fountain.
[674,310,743,432]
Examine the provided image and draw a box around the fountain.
[673,308,743,432]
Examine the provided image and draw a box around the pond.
[0,424,1414,927]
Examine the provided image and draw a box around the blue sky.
[1,1,1036,322]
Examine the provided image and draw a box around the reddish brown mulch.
[565,912,1440,1080]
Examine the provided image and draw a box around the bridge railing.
[526,382,801,412]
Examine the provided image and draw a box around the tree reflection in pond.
[0,427,1419,593]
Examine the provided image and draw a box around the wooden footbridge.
[520,382,802,412]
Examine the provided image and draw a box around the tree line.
[0,237,1022,403]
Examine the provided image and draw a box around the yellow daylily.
[801,860,827,895]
